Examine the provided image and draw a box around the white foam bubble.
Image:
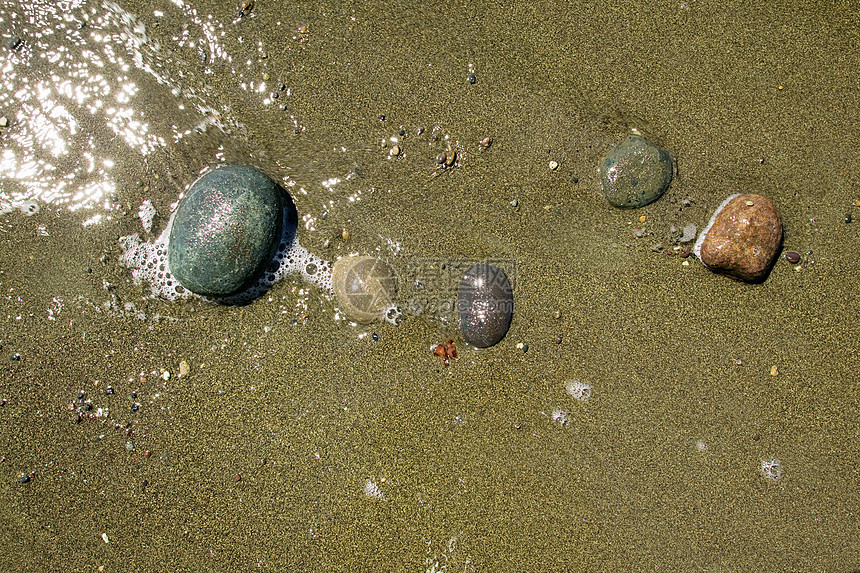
[551,409,569,426]
[0,199,40,216]
[138,200,156,233]
[119,232,187,301]
[565,380,592,402]
[382,303,403,325]
[362,478,385,500]
[761,458,783,481]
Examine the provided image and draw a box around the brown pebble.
[784,250,801,264]
[695,193,783,282]
[480,136,493,148]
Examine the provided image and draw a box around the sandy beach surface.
[1,0,858,570]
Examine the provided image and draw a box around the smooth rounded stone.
[332,256,397,324]
[168,165,291,297]
[694,193,783,283]
[457,264,513,348]
[599,135,673,208]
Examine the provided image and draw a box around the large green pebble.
[599,135,673,208]
[168,165,288,297]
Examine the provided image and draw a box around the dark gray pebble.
[7,36,22,51]
[168,165,296,297]
[457,264,513,348]
[467,73,477,84]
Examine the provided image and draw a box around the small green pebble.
[599,135,673,208]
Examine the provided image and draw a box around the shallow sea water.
[1,0,859,571]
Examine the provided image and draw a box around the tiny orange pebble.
[444,339,459,361]
[639,215,647,223]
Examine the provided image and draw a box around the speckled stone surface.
[695,193,783,283]
[457,263,513,348]
[168,165,288,297]
[599,135,673,208]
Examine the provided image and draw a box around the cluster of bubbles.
[760,458,784,481]
[0,199,40,216]
[551,409,570,427]
[565,380,592,402]
[120,202,332,303]
[549,380,595,427]
[362,478,385,500]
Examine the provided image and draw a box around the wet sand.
[1,0,859,570]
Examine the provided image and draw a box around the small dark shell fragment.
[457,264,513,348]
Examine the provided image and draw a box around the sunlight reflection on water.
[0,0,232,217]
